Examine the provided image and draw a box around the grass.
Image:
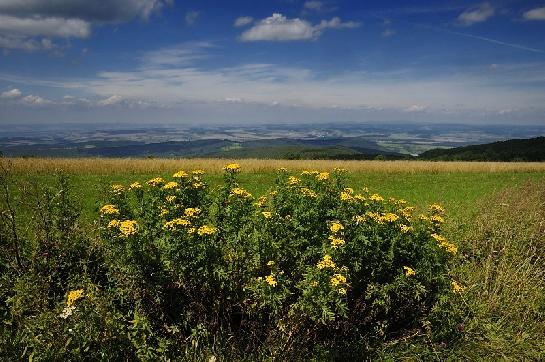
[4,157,545,359]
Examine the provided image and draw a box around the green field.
[2,158,545,360]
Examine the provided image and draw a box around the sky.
[1,0,545,127]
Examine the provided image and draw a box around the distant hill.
[419,136,545,161]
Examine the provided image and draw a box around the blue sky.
[1,0,545,126]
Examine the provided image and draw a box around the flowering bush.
[95,164,457,356]
[0,163,459,359]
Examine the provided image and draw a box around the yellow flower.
[429,204,445,213]
[430,214,445,224]
[317,254,336,269]
[287,176,301,185]
[301,170,319,176]
[119,220,138,237]
[400,224,413,233]
[110,184,124,194]
[354,194,366,202]
[162,181,179,190]
[197,225,217,236]
[265,274,277,287]
[300,188,317,198]
[164,218,191,231]
[432,234,457,254]
[399,207,415,219]
[338,287,347,295]
[328,236,346,249]
[354,215,366,224]
[330,273,347,287]
[166,195,177,203]
[107,219,120,228]
[269,190,278,196]
[100,204,119,216]
[451,280,465,294]
[255,196,268,208]
[192,170,205,175]
[67,289,84,306]
[316,172,329,181]
[267,260,275,267]
[224,163,241,173]
[160,208,169,217]
[370,194,384,202]
[278,167,288,172]
[330,222,344,234]
[191,181,205,189]
[366,211,381,223]
[184,207,201,217]
[403,266,416,277]
[340,192,353,202]
[379,213,399,223]
[147,177,165,187]
[231,187,252,198]
[173,170,189,178]
[129,182,142,190]
[262,211,272,219]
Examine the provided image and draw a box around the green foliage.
[1,161,463,359]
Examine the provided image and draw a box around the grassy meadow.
[2,157,545,360]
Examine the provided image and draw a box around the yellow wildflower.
[354,215,366,225]
[147,177,165,187]
[338,287,347,295]
[197,225,217,236]
[231,187,252,198]
[67,289,84,306]
[164,218,191,231]
[399,207,415,219]
[159,208,169,217]
[100,204,119,216]
[370,194,384,202]
[317,254,336,269]
[184,207,201,217]
[400,224,413,233]
[330,273,347,287]
[265,274,277,287]
[192,181,205,189]
[340,192,353,201]
[269,190,278,196]
[107,219,120,228]
[329,236,346,248]
[223,163,241,173]
[432,234,457,254]
[451,280,465,294]
[267,260,275,267]
[330,222,344,234]
[379,213,399,223]
[278,167,288,172]
[129,182,142,190]
[262,211,272,219]
[316,172,329,181]
[255,196,268,208]
[162,181,179,190]
[430,214,445,224]
[166,195,176,203]
[119,220,138,237]
[301,170,319,176]
[354,194,366,201]
[300,188,317,198]
[429,204,445,213]
[192,170,205,175]
[287,176,301,186]
[111,184,124,194]
[403,266,416,277]
[173,170,189,178]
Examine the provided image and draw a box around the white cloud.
[0,14,90,38]
[98,95,123,106]
[457,3,494,26]
[22,94,50,105]
[0,0,169,51]
[140,41,213,67]
[405,105,427,112]
[234,16,253,27]
[185,10,200,26]
[304,1,323,11]
[239,13,360,42]
[523,7,545,21]
[382,29,395,37]
[1,88,22,98]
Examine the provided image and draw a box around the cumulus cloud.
[1,88,22,98]
[185,10,200,26]
[0,0,169,50]
[239,13,360,42]
[523,7,545,21]
[457,3,495,26]
[234,16,253,27]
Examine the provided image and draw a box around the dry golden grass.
[6,157,545,174]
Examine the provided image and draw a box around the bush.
[1,162,459,360]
